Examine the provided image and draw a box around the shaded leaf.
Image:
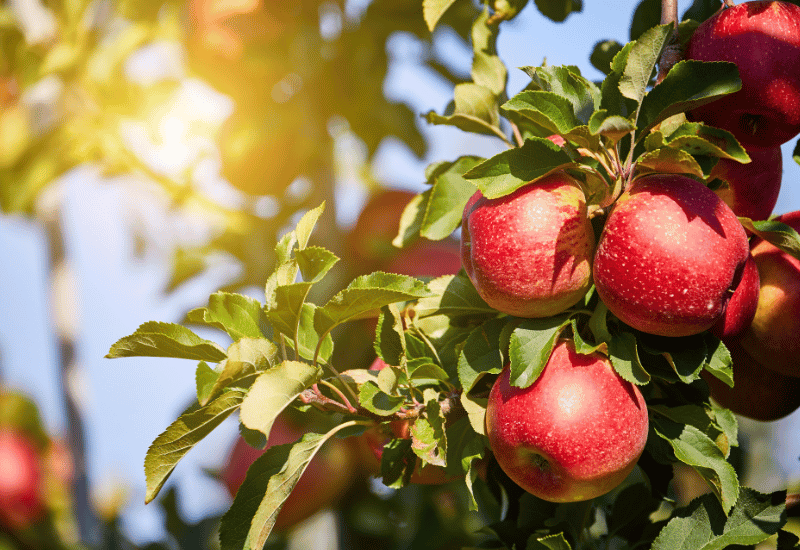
[186,292,269,341]
[636,147,705,178]
[423,0,459,32]
[508,315,570,388]
[415,272,496,319]
[590,39,624,75]
[740,219,800,261]
[421,156,482,241]
[471,7,507,97]
[359,381,405,416]
[458,317,509,393]
[424,83,506,141]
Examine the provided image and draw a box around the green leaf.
[619,24,672,106]
[379,437,416,488]
[651,488,786,550]
[295,246,339,283]
[239,361,321,439]
[533,0,582,22]
[521,65,599,124]
[264,282,313,341]
[185,292,269,341]
[462,137,573,199]
[375,304,406,368]
[106,321,227,362]
[145,390,245,503]
[653,417,739,513]
[415,272,496,319]
[600,41,637,118]
[590,39,624,75]
[664,122,749,163]
[424,83,506,141]
[294,202,326,250]
[411,395,447,467]
[195,361,219,404]
[408,361,450,383]
[314,272,432,337]
[420,156,482,241]
[458,317,508,394]
[587,109,636,141]
[508,315,570,388]
[528,532,572,550]
[703,334,733,388]
[609,333,651,386]
[423,0,459,32]
[203,338,278,405]
[638,60,741,135]
[502,90,581,135]
[219,424,358,550]
[636,147,705,179]
[394,189,429,249]
[293,303,334,363]
[740,219,800,261]
[358,381,405,416]
[471,6,507,97]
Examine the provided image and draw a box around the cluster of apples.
[466,0,800,503]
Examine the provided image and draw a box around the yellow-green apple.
[739,211,800,376]
[461,172,595,318]
[593,174,750,337]
[0,429,44,529]
[360,358,456,485]
[712,147,783,221]
[486,340,648,503]
[702,340,800,421]
[221,414,355,530]
[685,1,800,150]
[710,253,760,339]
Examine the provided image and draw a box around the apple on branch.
[593,173,749,337]
[738,211,800,377]
[220,414,356,531]
[461,172,595,318]
[486,339,648,503]
[711,147,783,222]
[685,1,800,150]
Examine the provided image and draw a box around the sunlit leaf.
[106,321,227,362]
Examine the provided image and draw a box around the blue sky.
[1,0,800,543]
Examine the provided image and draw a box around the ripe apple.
[685,1,800,150]
[486,340,648,503]
[384,238,462,279]
[739,211,800,376]
[0,429,44,529]
[461,172,595,318]
[221,414,355,530]
[593,174,750,337]
[702,340,800,421]
[346,189,417,272]
[710,253,760,340]
[711,147,783,221]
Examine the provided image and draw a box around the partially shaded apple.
[710,253,760,340]
[712,147,782,221]
[461,173,595,318]
[594,174,749,337]
[486,340,648,503]
[739,211,800,376]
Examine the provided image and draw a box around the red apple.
[702,340,800,421]
[0,429,44,529]
[710,252,760,340]
[221,414,355,530]
[739,211,800,376]
[593,174,750,337]
[346,189,417,271]
[486,340,648,503]
[711,147,783,221]
[685,1,800,150]
[384,238,462,279]
[461,172,595,318]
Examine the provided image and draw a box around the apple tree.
[105,0,800,548]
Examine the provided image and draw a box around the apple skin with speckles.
[486,340,648,503]
[685,1,800,150]
[593,174,750,337]
[461,173,595,318]
[739,211,800,377]
[712,147,783,221]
